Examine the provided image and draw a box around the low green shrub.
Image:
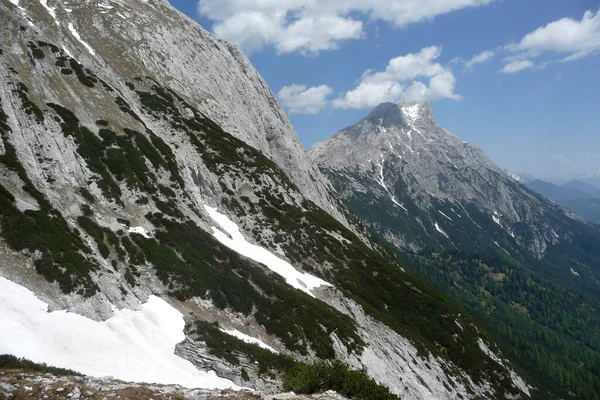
[0,355,81,376]
[283,360,398,400]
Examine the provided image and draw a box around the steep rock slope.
[3,0,349,229]
[310,101,600,295]
[0,1,528,399]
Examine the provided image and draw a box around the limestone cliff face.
[1,0,348,227]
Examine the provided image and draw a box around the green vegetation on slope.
[411,250,600,399]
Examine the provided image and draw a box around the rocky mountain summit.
[0,1,530,399]
[310,101,600,292]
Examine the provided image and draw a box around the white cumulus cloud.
[333,46,461,110]
[197,0,496,55]
[278,84,334,114]
[501,10,600,73]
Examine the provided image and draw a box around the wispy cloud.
[500,59,535,74]
[464,50,495,69]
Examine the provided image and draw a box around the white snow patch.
[204,205,332,297]
[375,158,407,211]
[39,0,59,24]
[8,0,25,10]
[510,173,523,183]
[402,104,420,123]
[68,23,96,56]
[450,208,462,218]
[438,211,453,222]
[128,226,151,238]
[405,129,412,140]
[220,329,278,354]
[62,46,73,58]
[570,268,580,277]
[553,231,559,239]
[493,240,500,248]
[404,143,414,153]
[391,198,408,212]
[0,277,240,390]
[492,212,502,226]
[376,161,387,191]
[454,320,463,331]
[435,223,449,239]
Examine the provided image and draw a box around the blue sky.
[169,0,600,178]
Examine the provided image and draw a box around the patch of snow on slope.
[435,222,449,239]
[492,212,502,226]
[128,226,151,238]
[204,205,332,297]
[454,320,464,331]
[68,23,96,56]
[220,329,278,353]
[376,157,407,212]
[391,198,408,212]
[376,159,387,191]
[39,0,58,24]
[0,277,239,390]
[439,211,453,221]
[570,268,580,277]
[62,46,73,57]
[403,104,420,124]
[8,0,25,11]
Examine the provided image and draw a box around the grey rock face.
[1,0,349,230]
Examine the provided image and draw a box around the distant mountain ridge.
[526,179,600,225]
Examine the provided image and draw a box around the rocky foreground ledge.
[0,370,347,400]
